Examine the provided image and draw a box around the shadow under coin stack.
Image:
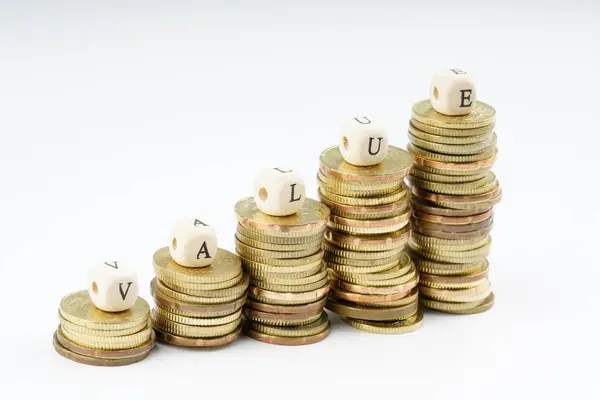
[318,146,423,334]
[55,291,154,366]
[406,99,500,314]
[234,197,331,345]
[150,247,248,347]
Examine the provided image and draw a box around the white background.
[0,0,598,398]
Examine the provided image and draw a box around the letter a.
[197,241,212,259]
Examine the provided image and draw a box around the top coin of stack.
[406,69,500,315]
[318,117,423,334]
[150,218,248,347]
[235,168,331,345]
[54,261,155,367]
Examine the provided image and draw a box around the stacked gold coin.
[234,197,331,345]
[150,247,248,347]
[406,100,501,314]
[54,291,155,366]
[318,146,423,334]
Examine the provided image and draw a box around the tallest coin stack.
[405,70,501,314]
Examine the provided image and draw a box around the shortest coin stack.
[318,145,423,334]
[55,291,154,366]
[235,197,331,345]
[151,247,248,347]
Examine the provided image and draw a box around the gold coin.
[319,145,412,183]
[153,306,242,326]
[411,162,493,177]
[235,231,322,252]
[324,225,410,252]
[158,273,249,298]
[410,232,491,249]
[408,132,497,155]
[408,173,499,196]
[235,239,321,259]
[343,311,423,334]
[411,197,493,217]
[53,331,152,366]
[410,117,495,137]
[153,278,244,305]
[322,241,403,260]
[151,310,241,338]
[154,325,242,348]
[331,286,417,305]
[411,167,488,184]
[243,260,323,279]
[243,306,323,326]
[237,249,324,267]
[150,278,246,316]
[245,296,327,315]
[244,323,330,346]
[419,264,489,290]
[408,121,494,144]
[320,195,410,220]
[318,186,407,207]
[421,292,494,314]
[56,326,155,359]
[409,237,491,259]
[434,193,502,211]
[59,315,148,337]
[248,312,329,337]
[412,185,501,205]
[236,223,324,244]
[333,253,411,280]
[241,257,323,275]
[59,291,150,331]
[61,322,153,350]
[332,265,416,287]
[411,255,487,276]
[409,247,489,265]
[235,197,329,235]
[420,280,491,302]
[327,210,411,235]
[412,223,493,240]
[354,291,420,308]
[318,170,402,192]
[156,271,242,292]
[251,265,328,286]
[317,173,400,197]
[251,276,329,293]
[408,142,497,164]
[332,274,418,295]
[412,209,494,225]
[412,215,493,233]
[324,255,400,270]
[153,246,241,284]
[248,285,330,305]
[411,99,496,130]
[326,294,418,321]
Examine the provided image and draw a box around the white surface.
[0,1,598,398]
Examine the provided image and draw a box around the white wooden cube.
[88,261,139,312]
[339,117,389,166]
[253,168,305,216]
[430,69,477,116]
[169,218,218,268]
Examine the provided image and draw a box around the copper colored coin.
[249,284,330,303]
[244,323,330,346]
[332,275,418,295]
[411,197,492,217]
[412,223,493,240]
[326,295,418,321]
[153,325,242,348]
[151,279,246,315]
[412,185,502,204]
[412,209,494,225]
[53,332,152,366]
[243,306,322,324]
[56,326,156,359]
[245,297,327,314]
[331,286,417,305]
[411,216,493,233]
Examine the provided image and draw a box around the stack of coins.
[406,99,500,314]
[54,291,154,366]
[318,146,423,334]
[150,247,248,347]
[234,197,331,345]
